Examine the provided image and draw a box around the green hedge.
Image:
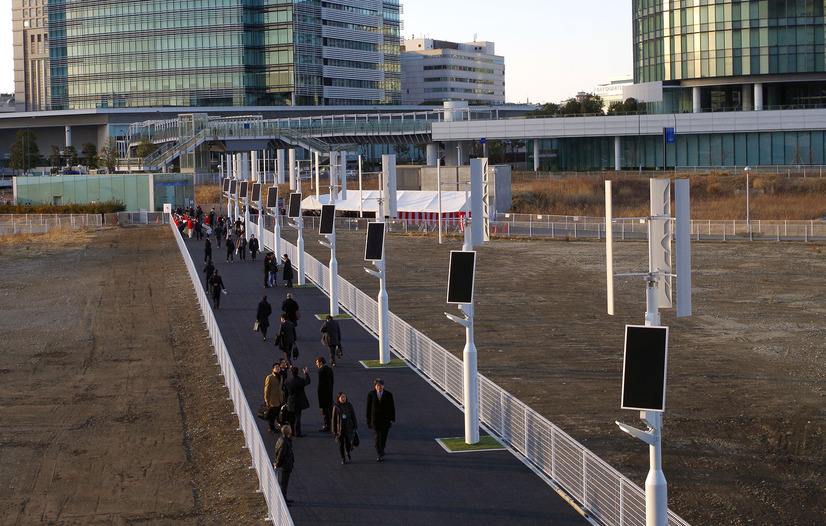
[0,199,127,214]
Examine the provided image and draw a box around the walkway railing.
[251,216,691,526]
[168,216,293,526]
[0,213,103,234]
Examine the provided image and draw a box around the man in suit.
[256,295,272,342]
[316,357,334,432]
[275,315,296,365]
[365,378,395,462]
[320,315,342,366]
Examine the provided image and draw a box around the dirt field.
[293,228,826,526]
[1,225,823,525]
[0,227,267,524]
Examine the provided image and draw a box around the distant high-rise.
[633,0,826,112]
[12,0,402,111]
[401,38,505,105]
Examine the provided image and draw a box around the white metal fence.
[252,216,691,526]
[168,217,293,526]
[0,213,103,234]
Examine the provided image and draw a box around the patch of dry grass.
[0,227,95,257]
[512,173,826,219]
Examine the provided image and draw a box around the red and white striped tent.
[301,190,470,226]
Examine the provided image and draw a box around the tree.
[98,136,119,173]
[50,145,62,168]
[581,94,605,115]
[558,94,604,116]
[64,146,78,167]
[81,141,99,169]
[9,129,43,175]
[136,138,159,167]
[607,97,645,115]
[532,102,560,117]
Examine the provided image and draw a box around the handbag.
[253,320,259,332]
[278,403,289,424]
[274,332,282,346]
[336,343,343,358]
[352,430,360,447]
[291,342,300,360]
[256,404,269,420]
[296,311,301,321]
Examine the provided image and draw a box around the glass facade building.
[13,0,401,110]
[633,0,826,112]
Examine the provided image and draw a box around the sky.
[0,0,633,104]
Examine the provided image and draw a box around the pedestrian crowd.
[178,206,397,506]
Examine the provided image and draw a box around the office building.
[631,0,826,113]
[401,38,505,105]
[12,0,402,111]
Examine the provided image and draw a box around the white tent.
[301,190,469,214]
[301,190,470,225]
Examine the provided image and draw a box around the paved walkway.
[185,235,587,525]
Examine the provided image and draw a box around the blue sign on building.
[664,127,675,143]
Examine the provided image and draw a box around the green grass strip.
[313,313,352,320]
[438,436,505,452]
[361,358,406,368]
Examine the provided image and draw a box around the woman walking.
[331,392,358,464]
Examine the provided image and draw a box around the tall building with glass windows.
[632,0,826,113]
[12,0,401,111]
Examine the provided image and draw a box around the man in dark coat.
[320,315,342,366]
[281,293,299,326]
[282,254,294,288]
[283,366,311,437]
[264,252,277,287]
[204,237,212,264]
[203,259,215,291]
[273,424,295,503]
[249,234,260,261]
[316,357,334,432]
[366,378,395,462]
[225,235,235,262]
[207,269,226,309]
[275,315,296,365]
[237,235,247,261]
[256,295,272,341]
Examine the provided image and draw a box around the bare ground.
[0,225,824,525]
[0,227,267,525]
[293,228,826,526]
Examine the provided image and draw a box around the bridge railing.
[168,216,293,526]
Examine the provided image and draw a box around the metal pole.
[437,159,443,244]
[377,256,390,364]
[325,231,339,316]
[461,301,479,444]
[358,154,363,218]
[296,216,305,286]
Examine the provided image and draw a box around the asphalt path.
[183,233,587,525]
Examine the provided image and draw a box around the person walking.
[273,424,295,504]
[249,234,260,261]
[331,392,358,465]
[283,366,311,437]
[264,252,278,288]
[282,293,299,326]
[237,235,247,261]
[202,258,215,291]
[264,362,284,434]
[366,378,395,462]
[225,235,235,263]
[320,314,342,366]
[207,269,226,309]
[282,254,294,288]
[214,218,223,248]
[204,236,212,264]
[316,357,334,432]
[256,295,272,341]
[275,315,296,365]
